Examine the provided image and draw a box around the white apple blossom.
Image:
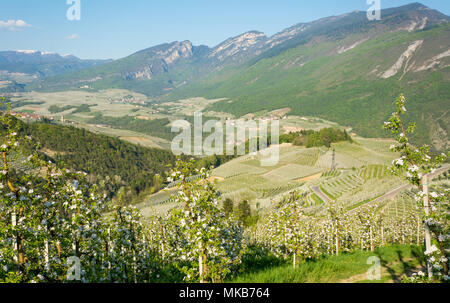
[393,159,404,166]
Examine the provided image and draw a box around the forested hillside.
[0,114,238,204]
[1,116,177,203]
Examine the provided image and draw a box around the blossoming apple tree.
[161,158,244,282]
[384,94,448,281]
[0,98,159,283]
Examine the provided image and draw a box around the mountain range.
[1,2,449,151]
[0,50,111,85]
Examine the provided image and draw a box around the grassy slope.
[230,245,425,283]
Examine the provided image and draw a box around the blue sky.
[1,0,449,59]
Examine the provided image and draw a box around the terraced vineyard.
[216,175,274,193]
[216,174,304,203]
[139,136,406,216]
[318,171,366,200]
[212,161,268,179]
[321,170,341,178]
[226,137,402,212]
[261,183,303,199]
[278,147,322,167]
[359,165,390,180]
[315,141,397,169]
[305,193,324,207]
[379,192,418,219]
[264,164,323,181]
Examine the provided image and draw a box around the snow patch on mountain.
[16,50,38,54]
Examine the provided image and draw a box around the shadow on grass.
[376,246,426,282]
[237,245,289,276]
[231,245,426,283]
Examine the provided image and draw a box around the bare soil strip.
[311,185,331,202]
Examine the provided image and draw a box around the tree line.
[0,114,177,204]
[280,128,352,148]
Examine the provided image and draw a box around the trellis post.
[12,211,18,263]
[422,175,433,278]
[199,242,204,283]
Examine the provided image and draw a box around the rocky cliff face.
[121,41,194,80]
[209,31,267,62]
[265,24,309,49]
[158,41,193,64]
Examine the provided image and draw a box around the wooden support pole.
[422,175,433,278]
[199,242,204,283]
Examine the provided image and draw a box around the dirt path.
[311,185,331,203]
[297,172,323,182]
[340,258,424,283]
[209,176,225,182]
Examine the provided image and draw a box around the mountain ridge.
[3,2,450,151]
[0,50,112,80]
[25,3,449,97]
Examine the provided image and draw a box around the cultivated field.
[139,135,409,217]
[5,92,435,219]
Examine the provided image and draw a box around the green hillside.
[231,245,425,283]
[172,24,450,151]
[1,116,177,204]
